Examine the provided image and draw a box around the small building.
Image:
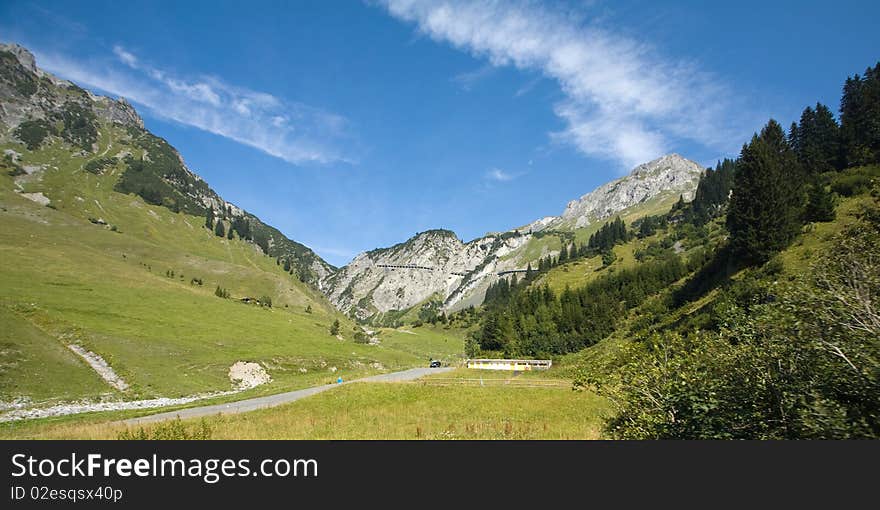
[466,359,552,371]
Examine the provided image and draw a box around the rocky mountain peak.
[0,41,144,130]
[0,43,38,74]
[550,153,705,229]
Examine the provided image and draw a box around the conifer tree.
[840,63,880,166]
[804,181,836,223]
[214,220,225,238]
[727,120,805,264]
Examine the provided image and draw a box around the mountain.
[547,154,704,230]
[0,43,333,286]
[1,42,446,410]
[323,153,705,322]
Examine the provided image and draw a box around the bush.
[84,157,116,174]
[830,166,880,197]
[58,102,98,151]
[117,418,213,440]
[14,119,53,150]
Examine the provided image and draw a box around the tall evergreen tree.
[840,63,880,166]
[727,120,805,264]
[793,103,841,174]
[214,220,225,238]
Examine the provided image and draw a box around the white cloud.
[112,45,138,68]
[485,167,518,182]
[378,0,746,169]
[36,46,353,165]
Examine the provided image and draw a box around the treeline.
[474,252,690,357]
[115,128,212,216]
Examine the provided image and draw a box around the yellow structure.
[466,359,552,371]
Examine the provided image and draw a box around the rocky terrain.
[548,154,704,230]
[323,154,706,321]
[0,43,333,284]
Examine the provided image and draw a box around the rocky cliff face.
[0,43,143,132]
[323,229,534,320]
[0,43,334,285]
[548,154,704,230]
[325,154,705,321]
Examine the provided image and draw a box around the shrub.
[84,157,116,174]
[58,102,98,151]
[117,418,213,440]
[14,119,53,150]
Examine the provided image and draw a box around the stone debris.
[228,361,272,390]
[68,344,129,391]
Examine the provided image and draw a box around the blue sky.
[3,0,879,266]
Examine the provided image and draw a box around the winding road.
[121,366,453,426]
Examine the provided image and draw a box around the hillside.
[324,153,705,324]
[0,43,457,419]
[0,43,334,285]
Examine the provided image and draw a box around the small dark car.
[429,360,442,368]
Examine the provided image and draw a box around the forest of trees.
[476,253,689,357]
[470,61,880,438]
[574,61,880,439]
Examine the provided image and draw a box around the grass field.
[1,380,609,439]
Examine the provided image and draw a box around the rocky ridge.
[324,154,706,320]
[0,43,334,284]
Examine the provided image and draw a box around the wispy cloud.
[378,0,749,169]
[514,75,542,97]
[451,63,495,91]
[34,46,354,165]
[485,167,521,182]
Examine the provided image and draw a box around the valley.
[1,41,878,440]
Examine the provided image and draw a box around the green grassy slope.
[0,127,462,407]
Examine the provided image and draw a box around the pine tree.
[793,103,841,174]
[329,319,340,336]
[840,63,880,166]
[214,220,225,238]
[804,181,836,223]
[205,208,214,230]
[727,120,805,264]
[226,225,234,240]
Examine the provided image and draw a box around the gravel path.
[121,367,452,426]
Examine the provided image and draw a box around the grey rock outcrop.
[549,154,704,230]
[324,154,706,320]
[0,43,144,130]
